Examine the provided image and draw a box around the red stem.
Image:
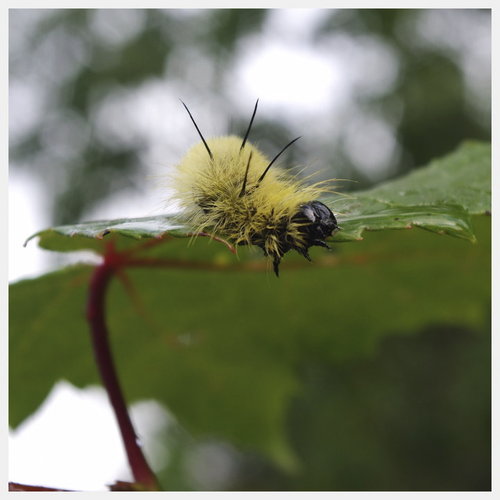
[86,253,159,490]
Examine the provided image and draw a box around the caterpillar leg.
[295,247,312,262]
[313,240,331,250]
[272,255,282,277]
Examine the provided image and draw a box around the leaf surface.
[25,141,490,253]
[11,141,491,468]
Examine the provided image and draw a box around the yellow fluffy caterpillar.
[171,100,339,276]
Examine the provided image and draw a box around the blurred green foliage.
[229,324,490,491]
[318,9,490,168]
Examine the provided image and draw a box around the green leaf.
[10,216,490,468]
[329,140,490,242]
[24,141,490,254]
[23,216,191,253]
[11,141,491,474]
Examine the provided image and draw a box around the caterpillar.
[170,100,339,276]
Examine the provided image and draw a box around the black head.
[268,201,338,277]
[293,201,338,249]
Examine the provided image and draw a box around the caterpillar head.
[268,201,338,277]
[295,201,338,244]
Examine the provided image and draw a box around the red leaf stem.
[86,249,159,490]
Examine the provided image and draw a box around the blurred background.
[9,8,491,491]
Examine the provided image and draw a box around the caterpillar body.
[171,100,339,276]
